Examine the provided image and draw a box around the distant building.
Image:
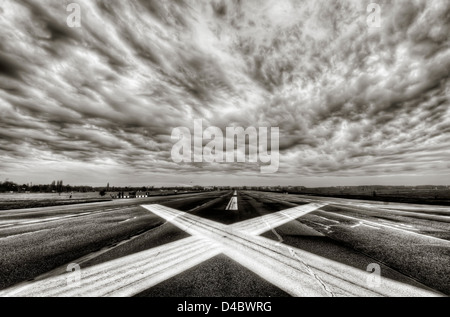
[111,191,149,199]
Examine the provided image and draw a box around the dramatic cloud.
[0,0,449,186]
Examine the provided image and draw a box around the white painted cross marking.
[0,203,442,297]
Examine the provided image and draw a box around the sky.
[0,0,449,187]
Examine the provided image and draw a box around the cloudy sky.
[0,0,449,187]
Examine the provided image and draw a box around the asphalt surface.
[0,191,447,297]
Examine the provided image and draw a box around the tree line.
[0,179,94,193]
[0,180,167,194]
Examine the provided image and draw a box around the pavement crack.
[262,218,283,246]
[288,248,335,297]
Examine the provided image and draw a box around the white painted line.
[361,223,381,230]
[232,203,325,235]
[312,222,331,229]
[226,197,238,211]
[0,229,53,241]
[317,216,340,224]
[333,213,450,243]
[1,208,128,228]
[0,236,221,297]
[119,217,137,223]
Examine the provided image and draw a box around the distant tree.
[106,183,110,192]
[56,180,64,193]
[0,180,19,192]
[99,189,107,197]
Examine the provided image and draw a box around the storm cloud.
[0,0,449,186]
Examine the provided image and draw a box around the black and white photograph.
[0,0,449,301]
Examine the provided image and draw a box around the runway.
[0,190,447,297]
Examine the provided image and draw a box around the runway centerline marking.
[225,196,238,211]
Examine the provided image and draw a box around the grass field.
[295,187,450,206]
